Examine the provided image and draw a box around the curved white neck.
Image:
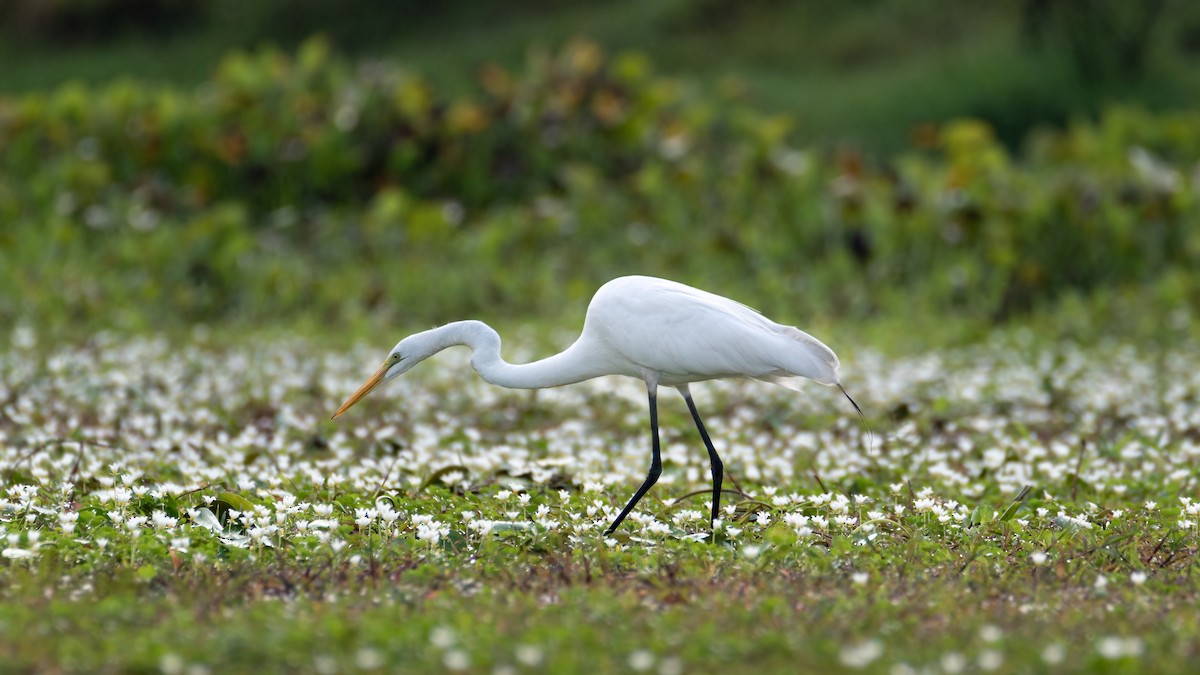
[413,320,606,390]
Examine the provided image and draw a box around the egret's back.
[581,276,840,386]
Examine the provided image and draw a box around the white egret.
[333,275,860,536]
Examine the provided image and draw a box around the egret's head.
[331,344,418,419]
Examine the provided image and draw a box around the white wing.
[582,276,840,386]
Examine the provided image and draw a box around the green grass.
[2,332,1197,672]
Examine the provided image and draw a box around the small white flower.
[1130,571,1147,586]
[355,647,383,669]
[628,650,655,672]
[151,510,178,529]
[978,649,1003,671]
[839,640,882,668]
[940,652,966,674]
[1041,643,1065,665]
[658,655,684,675]
[1096,636,1143,660]
[59,511,79,534]
[515,645,544,667]
[443,649,469,671]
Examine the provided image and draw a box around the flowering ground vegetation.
[1,327,1197,673]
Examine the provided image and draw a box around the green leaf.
[217,491,256,513]
[999,485,1033,522]
[969,504,993,527]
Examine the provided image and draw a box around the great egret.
[333,275,859,536]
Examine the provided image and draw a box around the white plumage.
[334,275,852,536]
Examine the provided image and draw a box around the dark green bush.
[1,39,1197,334]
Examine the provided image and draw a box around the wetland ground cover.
[1,328,1197,672]
[4,13,1200,672]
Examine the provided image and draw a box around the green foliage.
[1,336,1198,672]
[2,39,1199,334]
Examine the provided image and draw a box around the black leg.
[682,390,723,532]
[604,390,662,536]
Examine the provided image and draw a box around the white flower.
[1130,571,1147,586]
[355,648,383,669]
[379,505,400,524]
[443,649,469,671]
[417,521,448,546]
[430,627,456,648]
[978,649,1003,671]
[838,640,882,668]
[1041,643,1065,665]
[59,511,79,534]
[1096,636,1143,659]
[516,645,544,667]
[355,508,377,527]
[628,650,655,672]
[940,652,966,674]
[151,510,178,529]
[125,516,148,537]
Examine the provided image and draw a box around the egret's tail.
[777,325,840,385]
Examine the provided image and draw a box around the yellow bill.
[332,361,390,419]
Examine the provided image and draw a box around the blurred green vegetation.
[3,0,1200,151]
[1,37,1197,343]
